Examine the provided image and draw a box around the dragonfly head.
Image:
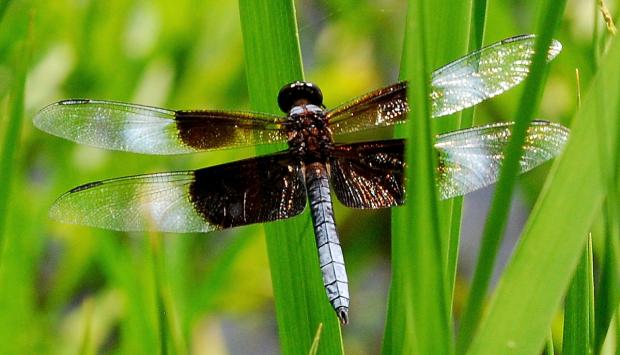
[278,81,324,113]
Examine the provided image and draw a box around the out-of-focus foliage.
[0,0,616,354]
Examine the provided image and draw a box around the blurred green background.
[0,0,612,354]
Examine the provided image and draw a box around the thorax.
[286,104,333,163]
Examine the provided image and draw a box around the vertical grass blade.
[384,0,452,353]
[466,34,620,355]
[469,0,487,55]
[238,1,344,354]
[148,234,188,355]
[542,332,554,355]
[593,33,620,350]
[593,105,620,355]
[428,0,472,318]
[457,1,567,351]
[562,237,594,355]
[0,19,36,338]
[383,21,416,350]
[448,0,486,325]
[0,21,28,254]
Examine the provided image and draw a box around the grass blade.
[593,34,620,350]
[562,237,594,355]
[0,20,28,251]
[238,1,344,354]
[447,0,487,324]
[429,0,472,319]
[456,0,567,351]
[466,33,620,355]
[542,331,554,355]
[594,100,620,355]
[384,0,453,353]
[308,323,323,355]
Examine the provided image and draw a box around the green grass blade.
[593,108,620,355]
[542,331,554,355]
[0,29,31,355]
[308,323,323,355]
[616,308,620,353]
[148,234,188,355]
[0,15,29,255]
[469,0,487,54]
[385,6,418,354]
[456,0,567,351]
[238,1,344,354]
[447,0,487,325]
[429,0,471,319]
[384,0,452,353]
[593,42,620,350]
[466,33,620,355]
[562,237,594,355]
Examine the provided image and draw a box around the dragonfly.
[34,34,569,325]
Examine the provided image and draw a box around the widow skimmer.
[35,34,568,325]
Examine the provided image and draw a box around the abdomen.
[305,162,350,324]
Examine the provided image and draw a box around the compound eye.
[277,81,323,113]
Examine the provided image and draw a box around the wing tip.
[48,194,75,224]
[547,39,563,60]
[531,119,570,135]
[33,99,89,131]
[501,34,562,61]
[48,180,104,223]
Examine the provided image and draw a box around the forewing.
[34,99,288,154]
[326,82,408,136]
[50,153,306,232]
[326,35,562,136]
[436,120,569,199]
[329,140,405,209]
[431,34,562,117]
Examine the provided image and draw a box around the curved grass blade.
[456,0,568,350]
[467,32,620,355]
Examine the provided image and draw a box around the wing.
[34,99,288,155]
[328,121,569,208]
[430,34,562,117]
[436,120,569,199]
[326,34,562,135]
[326,82,408,136]
[329,140,405,209]
[50,153,307,232]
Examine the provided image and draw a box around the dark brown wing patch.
[329,140,405,209]
[176,110,288,151]
[190,152,307,228]
[326,82,408,136]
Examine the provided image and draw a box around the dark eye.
[277,81,323,113]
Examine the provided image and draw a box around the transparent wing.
[34,99,288,155]
[328,121,568,208]
[326,34,562,136]
[50,153,306,232]
[437,120,569,199]
[431,34,562,117]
